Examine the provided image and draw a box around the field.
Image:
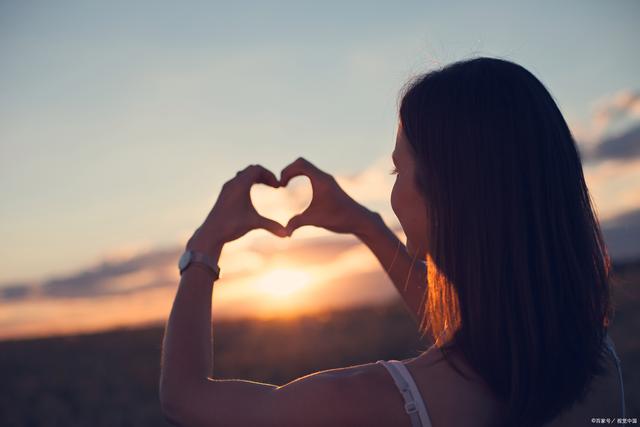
[0,260,637,426]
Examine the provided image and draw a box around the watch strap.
[180,250,221,280]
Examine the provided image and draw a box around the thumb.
[256,216,288,238]
[285,213,311,236]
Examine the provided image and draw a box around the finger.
[280,157,326,187]
[285,213,312,236]
[241,164,280,188]
[255,215,288,238]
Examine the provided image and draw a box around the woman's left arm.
[158,163,386,427]
[159,164,288,422]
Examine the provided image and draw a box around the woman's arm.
[353,210,428,326]
[159,240,225,415]
[159,164,288,423]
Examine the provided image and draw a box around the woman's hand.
[187,164,289,256]
[280,157,374,237]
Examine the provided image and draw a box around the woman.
[159,56,625,426]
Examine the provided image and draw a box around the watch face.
[178,250,192,271]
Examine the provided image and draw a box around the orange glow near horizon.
[0,232,403,341]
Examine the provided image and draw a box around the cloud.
[583,157,640,223]
[572,89,640,229]
[0,247,181,302]
[336,155,396,206]
[40,247,179,298]
[601,207,640,263]
[586,123,640,162]
[0,283,32,301]
[575,89,640,160]
[592,90,640,135]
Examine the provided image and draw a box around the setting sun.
[254,268,313,299]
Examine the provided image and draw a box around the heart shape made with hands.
[249,175,313,234]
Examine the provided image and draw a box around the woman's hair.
[398,56,615,426]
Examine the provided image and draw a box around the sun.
[254,268,313,299]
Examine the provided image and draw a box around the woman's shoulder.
[280,359,430,426]
[299,353,487,426]
[403,345,508,427]
[327,346,506,426]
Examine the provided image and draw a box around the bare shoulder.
[404,345,507,427]
[258,360,414,427]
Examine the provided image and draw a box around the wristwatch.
[178,249,221,280]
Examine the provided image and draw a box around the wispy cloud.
[575,89,640,160]
[592,90,640,136]
[0,247,179,302]
[588,123,640,162]
[569,89,640,261]
[583,157,640,223]
[601,207,640,262]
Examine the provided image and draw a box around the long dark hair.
[398,56,615,426]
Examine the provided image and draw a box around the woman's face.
[390,121,429,260]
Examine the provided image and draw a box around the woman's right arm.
[279,157,428,327]
[353,209,428,326]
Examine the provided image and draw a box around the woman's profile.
[159,56,625,427]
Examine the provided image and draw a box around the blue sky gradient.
[1,0,639,304]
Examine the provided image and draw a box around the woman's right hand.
[279,157,376,237]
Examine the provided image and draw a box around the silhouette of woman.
[159,56,625,426]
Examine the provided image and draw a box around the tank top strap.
[603,332,626,418]
[376,359,433,427]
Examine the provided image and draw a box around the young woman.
[159,56,625,426]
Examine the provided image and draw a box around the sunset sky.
[1,0,639,340]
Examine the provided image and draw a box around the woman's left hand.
[186,164,289,256]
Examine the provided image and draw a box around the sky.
[1,0,639,340]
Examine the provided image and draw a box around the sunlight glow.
[254,268,313,299]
